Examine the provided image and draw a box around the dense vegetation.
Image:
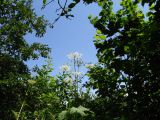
[0,0,160,119]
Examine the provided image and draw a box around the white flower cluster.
[64,77,73,84]
[72,71,82,77]
[60,64,70,72]
[67,52,82,60]
[85,63,95,69]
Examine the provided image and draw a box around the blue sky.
[26,1,101,74]
[26,0,148,74]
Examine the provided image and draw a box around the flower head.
[64,77,73,84]
[72,71,82,77]
[67,52,82,60]
[60,64,70,72]
[85,63,95,69]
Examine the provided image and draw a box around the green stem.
[16,100,25,120]
[16,89,29,120]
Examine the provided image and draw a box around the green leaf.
[68,3,76,8]
[58,110,68,120]
[12,110,18,119]
[88,15,92,19]
[149,3,154,10]
[28,80,36,85]
[43,0,46,5]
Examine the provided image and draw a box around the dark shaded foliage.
[0,0,50,119]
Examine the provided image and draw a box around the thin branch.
[41,0,55,9]
[57,0,66,13]
[51,0,68,25]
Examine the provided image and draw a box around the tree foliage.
[0,0,50,119]
[1,0,160,119]
[86,0,160,119]
[58,106,94,120]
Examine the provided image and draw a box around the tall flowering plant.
[58,51,96,109]
[59,52,84,97]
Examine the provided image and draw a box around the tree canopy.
[0,0,50,118]
[86,0,160,119]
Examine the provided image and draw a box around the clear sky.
[26,1,101,74]
[26,0,148,75]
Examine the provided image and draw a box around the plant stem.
[16,100,25,120]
